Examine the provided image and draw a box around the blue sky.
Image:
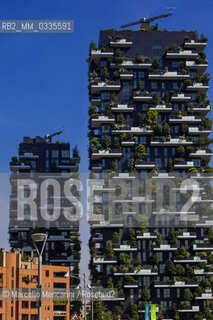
[0,0,213,277]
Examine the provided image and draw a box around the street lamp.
[31,233,48,320]
[71,273,88,320]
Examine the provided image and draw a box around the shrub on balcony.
[167,158,174,172]
[201,117,212,130]
[102,67,109,80]
[116,280,124,296]
[124,275,137,283]
[176,146,185,157]
[154,230,162,245]
[113,306,122,320]
[119,253,131,266]
[141,287,150,304]
[183,289,193,301]
[165,261,177,276]
[149,253,159,266]
[163,122,171,136]
[175,245,189,258]
[200,33,208,42]
[151,59,160,70]
[137,112,144,128]
[113,136,121,150]
[194,312,204,320]
[105,241,114,258]
[89,40,97,52]
[105,103,113,117]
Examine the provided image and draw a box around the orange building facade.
[0,248,70,320]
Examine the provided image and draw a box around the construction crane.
[120,10,173,30]
[44,127,64,143]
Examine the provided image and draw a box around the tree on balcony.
[105,103,113,117]
[165,261,177,276]
[163,122,171,137]
[141,288,151,308]
[208,228,213,243]
[129,304,139,320]
[119,253,131,266]
[128,229,136,246]
[135,51,144,63]
[102,67,109,80]
[149,253,159,266]
[175,245,189,258]
[154,230,162,245]
[89,40,97,52]
[105,241,114,258]
[111,161,118,172]
[88,301,112,320]
[136,144,147,162]
[144,109,158,126]
[118,113,125,125]
[112,232,120,245]
[102,136,111,150]
[107,277,114,288]
[112,306,122,320]
[183,289,193,301]
[151,59,160,70]
[137,80,143,92]
[137,112,144,128]
[129,158,136,173]
[169,304,179,320]
[113,136,121,150]
[168,228,178,244]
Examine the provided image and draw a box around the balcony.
[50,256,80,263]
[10,162,31,171]
[188,126,211,136]
[136,232,157,239]
[91,116,115,128]
[151,138,192,146]
[174,257,207,263]
[121,139,136,146]
[177,232,196,239]
[111,104,134,112]
[90,49,114,61]
[120,71,133,79]
[19,153,39,159]
[174,161,194,169]
[114,269,158,276]
[184,40,207,51]
[169,115,201,123]
[193,244,213,251]
[91,165,103,173]
[148,71,189,80]
[124,283,138,288]
[48,235,71,241]
[135,161,155,169]
[186,60,208,73]
[189,149,212,159]
[150,105,172,112]
[186,82,209,93]
[154,281,198,288]
[133,94,152,101]
[196,293,213,300]
[91,97,101,106]
[114,245,137,252]
[194,269,213,275]
[196,220,213,227]
[93,257,117,264]
[57,161,78,171]
[166,50,198,59]
[110,61,152,69]
[92,233,103,242]
[92,220,124,228]
[112,126,153,135]
[153,244,177,251]
[152,173,175,179]
[189,105,210,113]
[90,82,121,94]
[178,306,200,313]
[171,93,191,101]
[110,39,132,47]
[91,150,122,160]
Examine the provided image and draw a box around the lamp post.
[71,273,90,320]
[31,233,48,320]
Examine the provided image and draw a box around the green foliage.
[201,117,212,130]
[111,161,118,172]
[88,104,98,116]
[119,253,130,266]
[89,40,97,52]
[181,123,188,134]
[136,144,147,162]
[102,135,111,150]
[183,289,193,301]
[137,112,144,128]
[141,287,150,301]
[163,122,171,136]
[112,306,122,320]
[89,301,112,320]
[149,253,159,266]
[144,109,158,126]
[113,136,121,150]
[102,67,109,80]
[165,261,176,276]
[168,158,173,172]
[208,228,213,243]
[137,79,143,91]
[128,229,136,246]
[105,241,114,258]
[175,245,188,258]
[112,232,120,245]
[135,51,144,63]
[129,304,139,320]
[151,92,159,106]
[168,228,178,244]
[129,158,136,173]
[154,230,162,245]
[153,122,162,135]
[176,146,185,157]
[118,113,125,124]
[107,277,114,288]
[152,59,160,70]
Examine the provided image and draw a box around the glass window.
[138,71,145,78]
[123,82,129,88]
[153,49,163,57]
[172,61,180,68]
[101,92,110,100]
[52,150,59,158]
[173,82,178,89]
[151,82,158,90]
[153,38,162,46]
[61,150,70,158]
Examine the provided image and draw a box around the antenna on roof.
[120,11,173,30]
